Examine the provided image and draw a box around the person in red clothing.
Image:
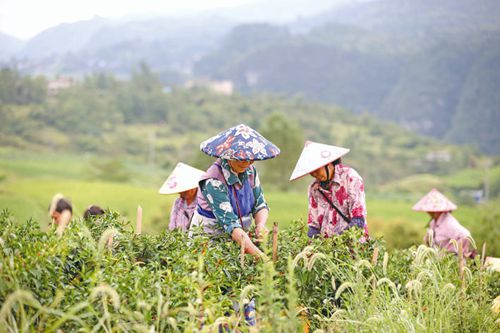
[290,141,367,238]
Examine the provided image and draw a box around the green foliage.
[192,2,500,154]
[86,158,130,182]
[258,112,304,191]
[1,150,496,252]
[0,67,490,191]
[0,211,498,332]
[0,68,47,105]
[445,42,500,154]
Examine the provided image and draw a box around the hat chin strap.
[320,164,332,190]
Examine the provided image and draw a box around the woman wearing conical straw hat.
[191,124,280,258]
[159,162,205,232]
[413,188,476,258]
[290,141,368,238]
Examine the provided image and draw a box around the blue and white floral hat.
[200,124,280,161]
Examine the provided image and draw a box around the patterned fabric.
[424,212,474,257]
[200,124,280,161]
[412,188,457,212]
[307,164,367,237]
[194,159,268,235]
[168,197,196,232]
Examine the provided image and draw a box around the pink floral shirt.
[308,164,367,237]
[425,212,474,257]
[168,197,196,232]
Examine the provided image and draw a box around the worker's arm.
[231,227,264,258]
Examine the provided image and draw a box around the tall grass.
[0,210,498,332]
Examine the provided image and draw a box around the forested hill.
[194,0,500,154]
[0,67,482,190]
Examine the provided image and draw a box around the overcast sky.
[0,0,258,39]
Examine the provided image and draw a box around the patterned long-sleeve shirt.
[425,212,474,257]
[199,159,268,234]
[168,197,196,232]
[307,164,367,237]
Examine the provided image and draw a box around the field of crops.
[0,210,499,332]
[1,150,496,252]
[1,148,499,332]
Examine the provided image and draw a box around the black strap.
[183,210,192,230]
[318,190,351,224]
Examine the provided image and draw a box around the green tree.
[120,62,167,123]
[0,67,46,104]
[259,112,304,191]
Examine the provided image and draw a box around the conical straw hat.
[200,124,280,161]
[412,188,457,212]
[290,141,350,181]
[159,162,205,195]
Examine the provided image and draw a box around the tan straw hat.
[412,188,457,212]
[289,140,350,181]
[159,162,205,195]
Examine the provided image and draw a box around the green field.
[0,150,497,251]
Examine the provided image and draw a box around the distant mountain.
[0,33,24,60]
[2,0,499,153]
[18,17,111,58]
[445,42,500,154]
[2,0,350,75]
[301,0,500,36]
[8,15,235,77]
[194,0,500,154]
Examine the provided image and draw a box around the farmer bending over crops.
[190,124,280,258]
[413,188,476,258]
[290,141,368,238]
[48,193,72,236]
[83,205,105,219]
[159,162,204,232]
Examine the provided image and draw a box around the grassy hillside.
[0,68,486,191]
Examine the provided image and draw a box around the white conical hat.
[159,162,205,195]
[289,141,350,181]
[412,188,458,212]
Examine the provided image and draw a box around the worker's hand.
[255,224,269,242]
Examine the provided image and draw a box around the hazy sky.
[0,0,257,39]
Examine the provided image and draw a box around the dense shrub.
[0,209,498,332]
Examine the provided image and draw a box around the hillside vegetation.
[195,0,500,154]
[1,67,489,192]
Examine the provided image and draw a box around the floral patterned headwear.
[159,162,205,194]
[200,124,280,161]
[289,141,350,181]
[412,188,458,212]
